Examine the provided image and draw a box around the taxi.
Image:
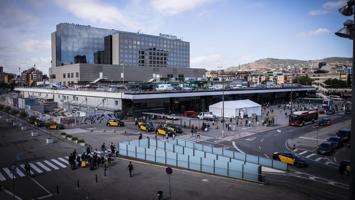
[106,119,125,127]
[156,125,175,136]
[166,124,183,134]
[138,121,155,132]
[272,151,307,167]
[47,122,64,130]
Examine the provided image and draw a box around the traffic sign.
[166,167,173,175]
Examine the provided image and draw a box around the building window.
[115,100,119,105]
[71,73,74,78]
[63,74,66,78]
[76,72,79,77]
[67,73,70,78]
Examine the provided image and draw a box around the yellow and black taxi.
[47,122,65,130]
[106,119,125,127]
[272,151,308,167]
[156,125,175,136]
[166,124,183,134]
[338,160,351,175]
[137,121,155,132]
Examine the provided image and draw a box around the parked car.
[47,122,64,130]
[183,110,196,118]
[318,117,331,126]
[166,114,178,120]
[138,121,155,132]
[317,142,335,155]
[106,119,125,127]
[338,160,351,175]
[326,136,342,148]
[272,151,308,167]
[197,112,216,120]
[166,124,183,134]
[156,126,175,136]
[326,109,335,115]
[336,128,351,143]
[155,84,174,91]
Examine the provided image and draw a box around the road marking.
[325,161,334,165]
[309,176,316,180]
[299,150,308,155]
[51,159,67,168]
[293,148,299,152]
[305,153,317,159]
[0,171,6,181]
[2,187,23,200]
[245,137,256,141]
[299,136,325,142]
[15,167,25,177]
[30,177,52,195]
[260,138,264,143]
[232,141,245,154]
[35,162,51,172]
[258,146,261,150]
[32,162,45,173]
[3,168,15,178]
[43,160,59,170]
[264,153,270,159]
[315,157,324,162]
[58,157,69,165]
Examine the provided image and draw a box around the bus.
[289,111,318,127]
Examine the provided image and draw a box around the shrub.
[78,139,85,143]
[72,137,78,141]
[60,132,66,136]
[19,111,28,119]
[65,134,72,138]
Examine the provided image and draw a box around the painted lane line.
[2,187,23,200]
[232,141,245,154]
[0,171,6,181]
[51,159,67,168]
[258,146,261,150]
[315,157,324,162]
[299,150,308,155]
[30,163,43,174]
[30,177,52,195]
[264,153,270,159]
[43,160,59,170]
[325,161,334,165]
[36,162,52,172]
[305,153,317,159]
[65,156,69,159]
[15,167,25,177]
[260,138,264,143]
[299,136,325,142]
[20,164,34,175]
[293,148,299,152]
[58,157,69,165]
[3,168,15,179]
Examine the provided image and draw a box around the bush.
[72,137,78,141]
[60,132,66,136]
[78,139,85,143]
[65,134,72,138]
[19,111,28,119]
[0,104,4,110]
[4,106,11,113]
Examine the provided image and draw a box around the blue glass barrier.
[206,152,217,160]
[166,151,177,166]
[166,143,174,152]
[215,159,228,176]
[229,160,243,179]
[157,140,165,150]
[212,147,223,155]
[150,139,157,148]
[189,155,201,171]
[201,157,214,173]
[186,141,194,149]
[217,155,230,163]
[259,157,272,168]
[203,145,213,153]
[146,148,155,162]
[195,143,203,151]
[194,150,205,158]
[177,139,186,147]
[128,145,136,158]
[119,143,128,156]
[223,149,234,158]
[136,147,145,160]
[272,160,288,171]
[175,145,184,154]
[246,154,259,164]
[234,152,246,161]
[177,154,188,168]
[156,149,166,164]
[243,163,260,182]
[184,148,194,156]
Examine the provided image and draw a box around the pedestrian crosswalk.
[292,149,337,167]
[0,157,70,182]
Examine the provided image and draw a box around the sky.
[0,0,352,74]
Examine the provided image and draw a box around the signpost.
[165,167,173,199]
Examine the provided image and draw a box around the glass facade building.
[53,23,190,68]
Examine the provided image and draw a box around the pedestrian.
[101,142,106,152]
[24,161,31,176]
[191,127,194,136]
[196,131,201,140]
[292,144,296,151]
[86,145,91,154]
[128,161,134,177]
[110,142,115,155]
[138,133,143,140]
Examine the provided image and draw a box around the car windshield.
[327,137,338,142]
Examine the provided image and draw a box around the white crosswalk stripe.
[51,159,67,168]
[315,157,324,162]
[30,163,43,173]
[15,168,25,177]
[44,160,59,170]
[58,157,69,165]
[0,171,6,181]
[36,162,51,172]
[299,150,308,155]
[20,164,34,175]
[3,168,15,179]
[305,153,317,159]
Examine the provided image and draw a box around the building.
[0,66,16,84]
[50,23,204,84]
[21,67,43,86]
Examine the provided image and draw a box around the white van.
[156,84,174,91]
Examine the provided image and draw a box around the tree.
[293,76,313,85]
[324,79,348,88]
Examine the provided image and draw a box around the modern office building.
[50,23,203,84]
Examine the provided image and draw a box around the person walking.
[110,142,115,155]
[24,161,31,176]
[101,142,106,152]
[86,145,91,155]
[138,133,143,140]
[196,131,201,140]
[128,162,134,177]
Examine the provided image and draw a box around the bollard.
[56,185,59,194]
[95,174,98,183]
[104,165,107,176]
[77,180,80,188]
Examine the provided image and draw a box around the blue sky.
[0,0,352,74]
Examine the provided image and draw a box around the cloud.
[191,54,223,69]
[23,39,51,52]
[309,0,346,16]
[54,0,140,30]
[0,1,38,29]
[151,0,212,15]
[297,28,330,37]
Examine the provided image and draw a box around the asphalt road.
[228,113,352,185]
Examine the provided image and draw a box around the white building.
[209,99,261,118]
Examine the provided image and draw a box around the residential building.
[21,67,43,86]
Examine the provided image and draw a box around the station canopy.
[209,99,261,118]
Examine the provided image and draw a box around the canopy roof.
[209,99,261,109]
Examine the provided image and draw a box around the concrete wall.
[50,64,80,85]
[112,33,120,65]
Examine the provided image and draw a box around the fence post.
[126,144,128,156]
[227,162,229,177]
[173,144,175,152]
[213,160,215,174]
[200,157,202,172]
[204,151,206,158]
[135,146,137,158]
[176,153,178,166]
[257,155,260,165]
[216,154,219,160]
[148,137,150,148]
[193,148,195,156]
[154,149,157,162]
[165,151,167,164]
[242,164,244,179]
[144,148,147,160]
[183,146,185,154]
[164,141,166,151]
[271,159,274,168]
[188,155,190,169]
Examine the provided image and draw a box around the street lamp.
[218,66,225,137]
[335,1,355,199]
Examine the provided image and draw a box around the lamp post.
[335,1,355,199]
[218,66,225,138]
